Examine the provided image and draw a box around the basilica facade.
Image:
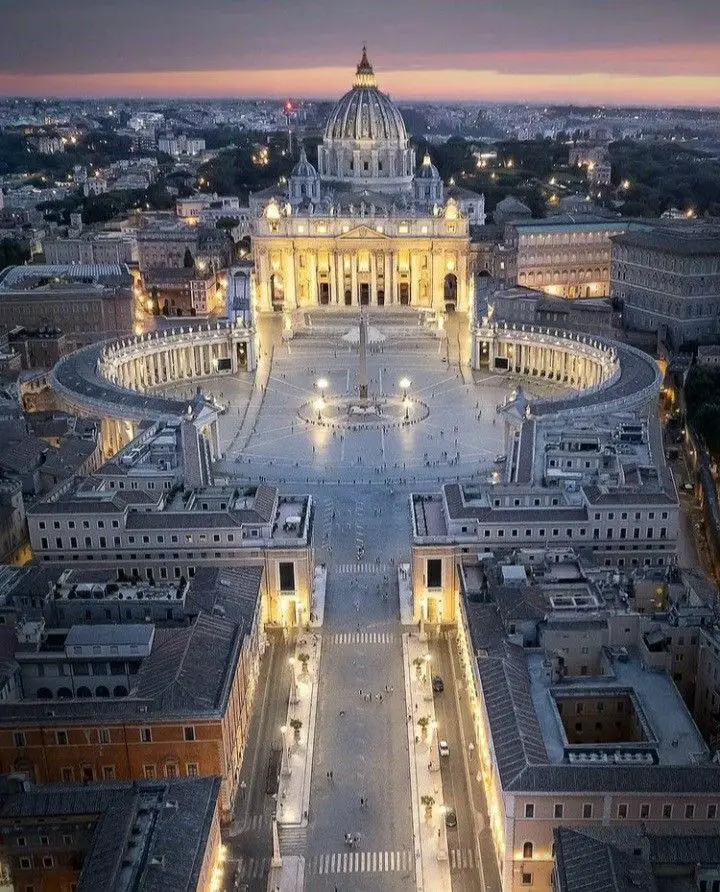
[251,49,484,315]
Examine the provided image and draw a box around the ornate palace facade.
[251,49,484,315]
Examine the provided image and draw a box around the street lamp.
[399,376,411,399]
[314,397,325,422]
[280,725,291,776]
[316,377,329,394]
[404,397,411,421]
[289,658,298,704]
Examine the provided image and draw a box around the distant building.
[611,225,720,348]
[44,232,136,266]
[0,775,222,891]
[0,264,133,346]
[507,216,630,299]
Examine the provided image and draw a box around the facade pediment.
[337,225,390,240]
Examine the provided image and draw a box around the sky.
[1,0,720,106]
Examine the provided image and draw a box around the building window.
[279,562,295,591]
[13,731,26,747]
[19,857,31,870]
[553,803,563,819]
[61,767,74,782]
[102,765,115,780]
[140,727,152,743]
[164,763,179,778]
[184,726,195,742]
[685,804,695,819]
[186,762,199,777]
[522,873,532,886]
[523,842,533,859]
[617,803,628,819]
[663,804,673,819]
[143,764,156,779]
[583,803,593,819]
[17,836,26,847]
[426,559,442,589]
[524,803,534,818]
[56,730,68,746]
[708,804,717,820]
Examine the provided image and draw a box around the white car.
[439,740,450,757]
[494,454,507,464]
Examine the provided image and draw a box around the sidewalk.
[266,855,305,892]
[276,635,322,828]
[398,563,413,625]
[402,632,452,892]
[310,565,327,628]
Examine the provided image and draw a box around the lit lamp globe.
[399,377,411,399]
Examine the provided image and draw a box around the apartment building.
[451,552,720,891]
[26,421,314,628]
[611,224,720,348]
[0,563,265,820]
[0,264,133,346]
[0,775,222,892]
[411,415,678,626]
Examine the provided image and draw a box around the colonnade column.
[384,253,391,305]
[336,253,345,305]
[330,251,339,305]
[370,252,377,305]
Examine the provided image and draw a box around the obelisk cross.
[358,311,369,401]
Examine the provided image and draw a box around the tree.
[216,216,240,231]
[420,794,435,820]
[289,718,303,741]
[297,652,310,675]
[0,238,30,269]
[183,247,195,268]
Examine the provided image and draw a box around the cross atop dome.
[354,45,376,87]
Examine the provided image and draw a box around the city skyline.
[1,0,719,105]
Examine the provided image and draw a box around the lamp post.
[314,397,325,422]
[316,377,329,397]
[437,806,449,862]
[289,658,299,705]
[399,376,411,400]
[281,725,291,777]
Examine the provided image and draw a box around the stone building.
[0,776,222,892]
[0,264,133,346]
[507,216,630,299]
[611,225,720,348]
[250,48,485,315]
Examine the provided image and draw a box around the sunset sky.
[1,0,719,106]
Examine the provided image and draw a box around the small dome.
[416,151,440,180]
[291,146,318,179]
[324,47,408,143]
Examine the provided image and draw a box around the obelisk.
[358,312,368,401]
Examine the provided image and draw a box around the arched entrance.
[444,273,458,312]
[270,274,284,311]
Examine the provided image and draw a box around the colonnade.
[99,321,255,392]
[473,323,617,390]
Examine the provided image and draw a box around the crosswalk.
[329,631,396,645]
[246,813,267,830]
[233,856,269,880]
[334,562,390,574]
[230,847,475,880]
[450,848,477,870]
[308,849,413,875]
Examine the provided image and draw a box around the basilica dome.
[317,47,415,194]
[324,48,408,144]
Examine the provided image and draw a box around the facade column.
[350,253,358,306]
[383,253,391,305]
[309,253,318,308]
[370,251,377,305]
[336,252,345,305]
[330,251,339,305]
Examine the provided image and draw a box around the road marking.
[249,813,266,829]
[449,848,476,870]
[329,632,396,644]
[235,856,269,879]
[334,562,390,574]
[309,850,412,874]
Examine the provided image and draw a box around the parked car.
[494,454,507,464]
[445,808,457,828]
[439,739,450,758]
[432,675,444,693]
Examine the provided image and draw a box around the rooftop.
[0,776,220,892]
[0,264,132,294]
[612,225,720,256]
